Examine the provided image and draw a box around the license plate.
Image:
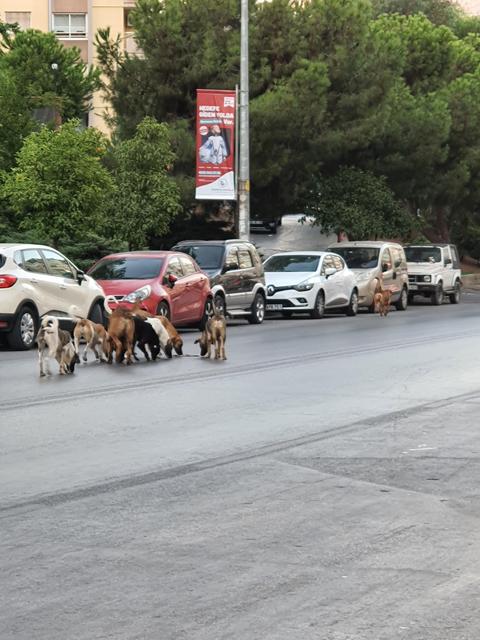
[266,304,283,311]
[409,284,418,290]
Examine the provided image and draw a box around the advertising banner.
[195,89,236,200]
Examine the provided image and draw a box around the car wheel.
[269,221,278,235]
[346,290,359,316]
[248,292,266,324]
[213,294,226,316]
[88,302,104,326]
[432,283,444,306]
[7,306,38,350]
[395,287,408,311]
[199,298,214,330]
[449,281,461,304]
[310,291,325,319]
[156,301,170,320]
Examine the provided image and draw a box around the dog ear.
[194,338,200,344]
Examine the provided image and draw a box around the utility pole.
[238,0,250,241]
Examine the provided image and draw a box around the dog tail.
[103,296,116,316]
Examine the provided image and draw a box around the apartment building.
[458,0,480,14]
[0,0,139,132]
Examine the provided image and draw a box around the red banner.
[195,89,236,200]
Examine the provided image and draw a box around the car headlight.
[423,275,432,283]
[123,285,152,303]
[267,284,276,296]
[295,281,314,292]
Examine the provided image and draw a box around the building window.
[5,12,31,30]
[52,14,87,39]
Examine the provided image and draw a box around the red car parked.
[88,251,213,327]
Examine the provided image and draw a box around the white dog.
[37,316,79,377]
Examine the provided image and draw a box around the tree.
[306,167,418,240]
[2,121,114,247]
[109,117,181,250]
[0,69,35,170]
[0,29,99,121]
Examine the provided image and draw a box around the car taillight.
[0,275,17,288]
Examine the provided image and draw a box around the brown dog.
[104,302,135,364]
[195,309,227,360]
[130,302,183,356]
[374,277,392,317]
[73,318,109,363]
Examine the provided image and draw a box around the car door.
[321,255,339,306]
[40,249,89,317]
[237,244,256,306]
[179,254,204,321]
[222,246,244,309]
[332,255,350,306]
[14,248,56,316]
[443,246,455,289]
[380,247,396,295]
[164,256,188,323]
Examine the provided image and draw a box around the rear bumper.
[0,313,15,332]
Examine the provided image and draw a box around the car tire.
[199,298,214,330]
[88,302,104,326]
[310,291,325,319]
[213,293,226,316]
[395,287,408,311]
[7,305,38,350]
[156,301,171,320]
[269,222,278,235]
[449,281,461,304]
[432,283,444,306]
[345,290,359,316]
[248,292,266,324]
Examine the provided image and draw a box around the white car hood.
[407,262,443,275]
[265,271,315,287]
[350,268,377,281]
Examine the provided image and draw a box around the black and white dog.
[37,316,80,377]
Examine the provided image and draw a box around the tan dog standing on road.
[374,276,392,318]
[73,318,109,363]
[195,309,227,360]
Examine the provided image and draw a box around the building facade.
[0,0,138,132]
[458,0,480,15]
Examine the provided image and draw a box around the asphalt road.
[2,294,480,640]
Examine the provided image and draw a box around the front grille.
[408,275,428,283]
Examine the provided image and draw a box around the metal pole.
[238,0,250,241]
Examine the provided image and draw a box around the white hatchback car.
[0,244,106,349]
[264,251,359,318]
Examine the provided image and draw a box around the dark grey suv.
[172,240,267,323]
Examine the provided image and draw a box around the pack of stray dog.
[35,301,227,377]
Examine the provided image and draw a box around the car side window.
[332,256,344,271]
[179,255,196,276]
[322,255,335,274]
[238,247,254,269]
[41,249,75,279]
[225,247,240,270]
[381,248,392,271]
[15,249,48,274]
[166,256,184,278]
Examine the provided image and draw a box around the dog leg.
[221,337,226,360]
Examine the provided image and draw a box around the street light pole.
[238,0,250,241]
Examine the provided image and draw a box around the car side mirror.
[324,267,336,277]
[382,263,389,273]
[164,273,178,287]
[223,263,238,273]
[394,260,401,268]
[444,258,452,266]
[77,270,86,285]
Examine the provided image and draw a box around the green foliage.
[2,121,114,246]
[0,28,100,121]
[109,117,181,250]
[0,69,35,170]
[306,167,418,240]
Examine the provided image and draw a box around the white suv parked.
[404,244,462,305]
[0,244,106,349]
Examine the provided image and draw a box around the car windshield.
[176,245,224,270]
[89,257,164,280]
[264,254,320,272]
[333,247,380,269]
[405,247,442,263]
